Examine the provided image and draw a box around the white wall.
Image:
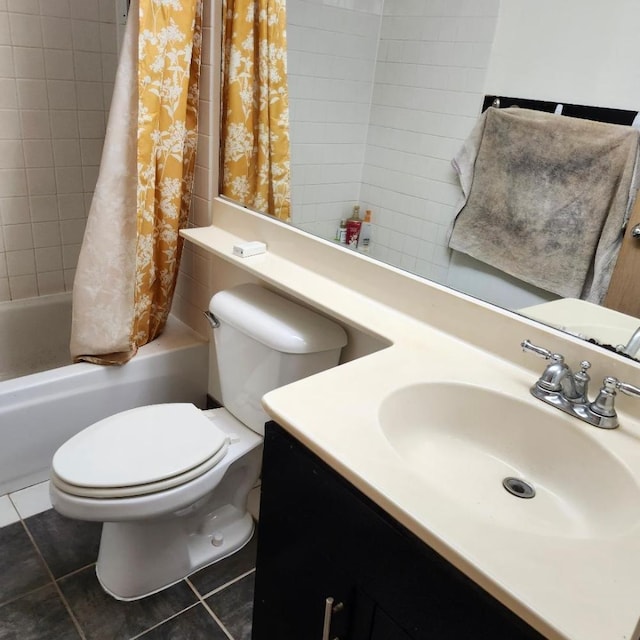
[485,0,640,110]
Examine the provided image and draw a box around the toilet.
[49,284,347,600]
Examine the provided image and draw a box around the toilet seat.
[52,404,229,499]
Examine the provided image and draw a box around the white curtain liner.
[70,1,139,361]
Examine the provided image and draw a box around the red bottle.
[345,205,361,248]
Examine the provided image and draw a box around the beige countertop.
[183,200,640,640]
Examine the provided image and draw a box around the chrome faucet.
[521,339,640,429]
[620,327,640,357]
[534,353,588,402]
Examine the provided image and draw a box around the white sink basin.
[379,382,640,539]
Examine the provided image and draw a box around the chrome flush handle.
[203,310,220,329]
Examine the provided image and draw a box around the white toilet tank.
[209,284,347,435]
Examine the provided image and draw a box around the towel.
[449,107,640,302]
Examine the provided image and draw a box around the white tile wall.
[287,0,382,241]
[286,0,499,284]
[40,0,70,19]
[361,1,498,281]
[0,78,17,108]
[0,0,116,300]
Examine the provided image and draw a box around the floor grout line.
[1,503,255,640]
[54,562,99,583]
[0,581,54,610]
[0,496,20,528]
[19,519,88,640]
[186,578,235,640]
[198,567,256,600]
[6,480,52,521]
[127,599,201,640]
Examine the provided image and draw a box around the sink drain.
[502,477,536,499]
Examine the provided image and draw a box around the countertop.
[183,205,640,640]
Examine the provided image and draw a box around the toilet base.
[96,505,255,601]
[49,407,263,600]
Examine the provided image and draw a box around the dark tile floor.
[0,509,256,640]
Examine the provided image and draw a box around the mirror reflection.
[220,0,640,358]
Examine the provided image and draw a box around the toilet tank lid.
[209,284,347,354]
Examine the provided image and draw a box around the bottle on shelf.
[357,209,372,252]
[335,219,347,244]
[346,205,362,249]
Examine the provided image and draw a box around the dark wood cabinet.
[252,422,546,640]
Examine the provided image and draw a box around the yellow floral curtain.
[70,0,202,364]
[134,0,203,348]
[220,0,291,221]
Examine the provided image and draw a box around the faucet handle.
[589,376,640,428]
[522,340,569,395]
[521,339,563,362]
[612,378,640,400]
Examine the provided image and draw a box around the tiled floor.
[0,482,256,640]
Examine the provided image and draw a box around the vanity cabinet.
[252,422,546,640]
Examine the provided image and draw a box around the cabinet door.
[369,606,414,640]
[252,425,370,639]
[254,423,545,640]
[253,548,357,639]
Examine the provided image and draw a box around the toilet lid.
[52,404,228,491]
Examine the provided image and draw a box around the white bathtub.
[0,293,74,382]
[0,294,209,495]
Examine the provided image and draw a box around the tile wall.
[0,0,118,301]
[287,0,382,241]
[360,0,500,282]
[284,0,499,285]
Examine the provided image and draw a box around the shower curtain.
[70,0,202,365]
[220,0,291,221]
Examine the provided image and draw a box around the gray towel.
[449,107,640,302]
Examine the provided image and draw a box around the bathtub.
[0,293,74,382]
[0,293,209,495]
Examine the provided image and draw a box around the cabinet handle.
[321,596,344,640]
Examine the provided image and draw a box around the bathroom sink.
[379,383,640,539]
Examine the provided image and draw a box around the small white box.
[232,240,267,258]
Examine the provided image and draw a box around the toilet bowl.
[50,284,347,600]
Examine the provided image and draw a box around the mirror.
[221,0,640,358]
